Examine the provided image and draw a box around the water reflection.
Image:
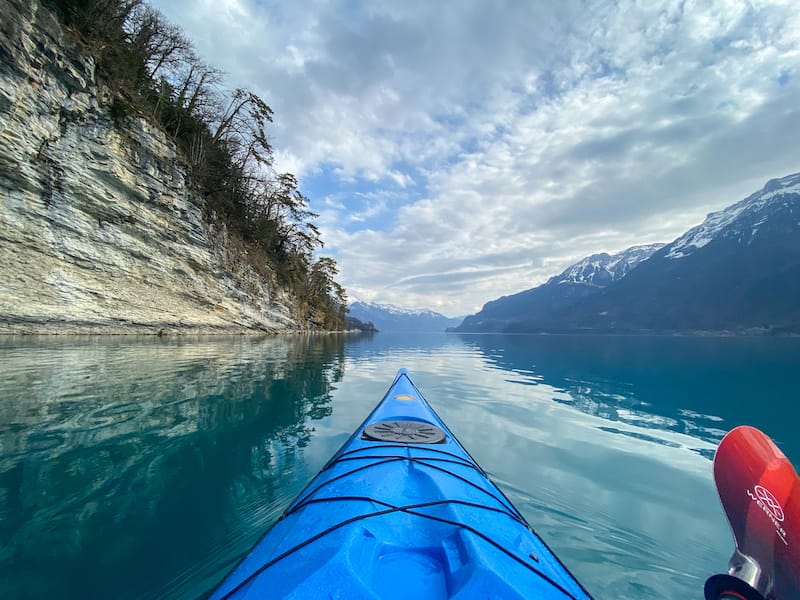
[456,334,800,458]
[2,332,797,600]
[0,335,347,600]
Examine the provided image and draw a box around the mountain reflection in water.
[456,334,799,459]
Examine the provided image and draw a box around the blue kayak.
[210,369,592,599]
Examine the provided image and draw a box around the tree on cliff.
[307,257,348,329]
[41,0,349,330]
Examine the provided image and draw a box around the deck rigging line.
[217,452,582,600]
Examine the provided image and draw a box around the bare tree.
[213,88,275,169]
[125,5,192,81]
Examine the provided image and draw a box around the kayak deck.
[210,369,592,599]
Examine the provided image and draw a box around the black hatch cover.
[362,420,446,444]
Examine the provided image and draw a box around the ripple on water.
[80,401,144,430]
[25,430,67,452]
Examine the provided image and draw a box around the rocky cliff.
[0,0,301,334]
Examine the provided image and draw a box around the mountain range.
[453,243,664,332]
[452,172,800,334]
[348,301,462,332]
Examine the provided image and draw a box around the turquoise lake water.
[0,333,798,599]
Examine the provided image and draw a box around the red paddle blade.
[709,426,800,600]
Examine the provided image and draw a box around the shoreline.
[0,322,373,336]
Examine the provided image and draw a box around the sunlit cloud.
[151,0,800,316]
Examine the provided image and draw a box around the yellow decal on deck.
[394,394,415,401]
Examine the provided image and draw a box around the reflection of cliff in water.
[456,334,799,453]
[0,335,346,599]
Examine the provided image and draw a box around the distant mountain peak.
[348,300,461,332]
[666,172,800,260]
[551,243,665,287]
[357,301,437,317]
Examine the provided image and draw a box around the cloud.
[150,0,800,316]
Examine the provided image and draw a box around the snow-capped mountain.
[452,244,663,332]
[348,301,462,332]
[551,244,665,286]
[666,172,800,259]
[456,172,800,334]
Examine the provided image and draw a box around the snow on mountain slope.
[357,301,441,318]
[551,243,665,286]
[667,172,800,259]
[348,301,462,332]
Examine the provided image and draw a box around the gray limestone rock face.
[0,0,300,334]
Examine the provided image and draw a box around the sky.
[150,0,800,317]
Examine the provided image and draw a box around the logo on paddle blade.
[748,484,788,546]
[754,485,785,521]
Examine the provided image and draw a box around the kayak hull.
[210,369,591,599]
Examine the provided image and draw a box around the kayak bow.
[210,369,592,599]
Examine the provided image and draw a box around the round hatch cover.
[362,420,446,444]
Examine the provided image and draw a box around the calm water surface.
[0,333,798,599]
